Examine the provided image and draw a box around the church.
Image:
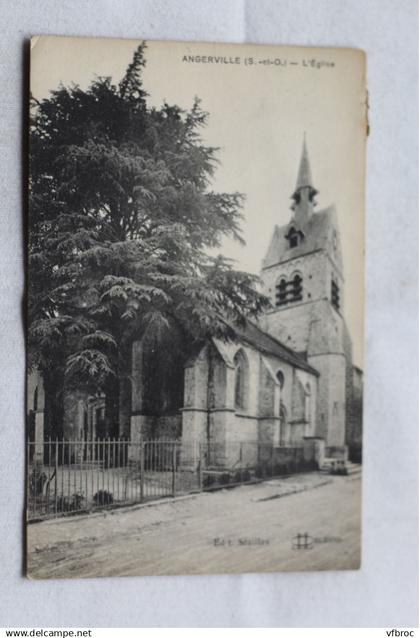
[27,140,363,468]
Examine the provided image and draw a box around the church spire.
[291,134,318,223]
[296,133,313,190]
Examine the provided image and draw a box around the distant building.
[347,366,363,462]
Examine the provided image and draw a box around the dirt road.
[27,472,361,579]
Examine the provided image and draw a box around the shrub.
[233,469,252,483]
[219,472,231,485]
[29,467,47,496]
[255,464,266,479]
[93,489,114,506]
[331,466,348,476]
[203,474,216,488]
[273,463,287,476]
[56,493,85,512]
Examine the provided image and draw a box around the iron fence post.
[54,438,58,517]
[198,442,203,491]
[27,436,307,520]
[271,444,275,477]
[140,440,145,502]
[172,441,177,497]
[26,439,30,519]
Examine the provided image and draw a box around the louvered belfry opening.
[275,274,303,306]
[331,279,340,311]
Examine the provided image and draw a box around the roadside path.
[28,472,361,579]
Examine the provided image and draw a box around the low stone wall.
[326,445,348,461]
[348,444,362,463]
[255,446,311,478]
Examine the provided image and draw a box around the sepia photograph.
[27,36,366,580]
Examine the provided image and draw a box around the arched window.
[234,349,249,411]
[292,274,303,301]
[275,273,303,306]
[276,278,287,306]
[285,226,304,249]
[289,227,299,248]
[331,278,340,311]
[276,370,285,389]
[292,377,306,422]
[279,402,287,446]
[305,383,311,423]
[275,278,287,306]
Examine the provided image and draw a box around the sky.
[30,36,365,366]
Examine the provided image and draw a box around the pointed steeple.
[291,134,318,223]
[295,134,313,191]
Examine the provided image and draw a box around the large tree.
[29,43,269,434]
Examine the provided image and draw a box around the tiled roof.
[235,320,319,376]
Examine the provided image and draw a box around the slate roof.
[234,320,319,376]
[262,206,339,270]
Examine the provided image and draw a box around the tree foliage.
[29,42,269,409]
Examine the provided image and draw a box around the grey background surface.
[0,0,418,628]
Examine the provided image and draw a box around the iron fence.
[26,438,307,520]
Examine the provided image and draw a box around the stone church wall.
[180,336,318,468]
[261,275,348,449]
[308,352,346,446]
[261,251,343,351]
[130,336,185,443]
[262,251,331,308]
[262,302,311,353]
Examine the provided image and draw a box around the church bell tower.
[259,138,353,448]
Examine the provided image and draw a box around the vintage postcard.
[27,36,366,579]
